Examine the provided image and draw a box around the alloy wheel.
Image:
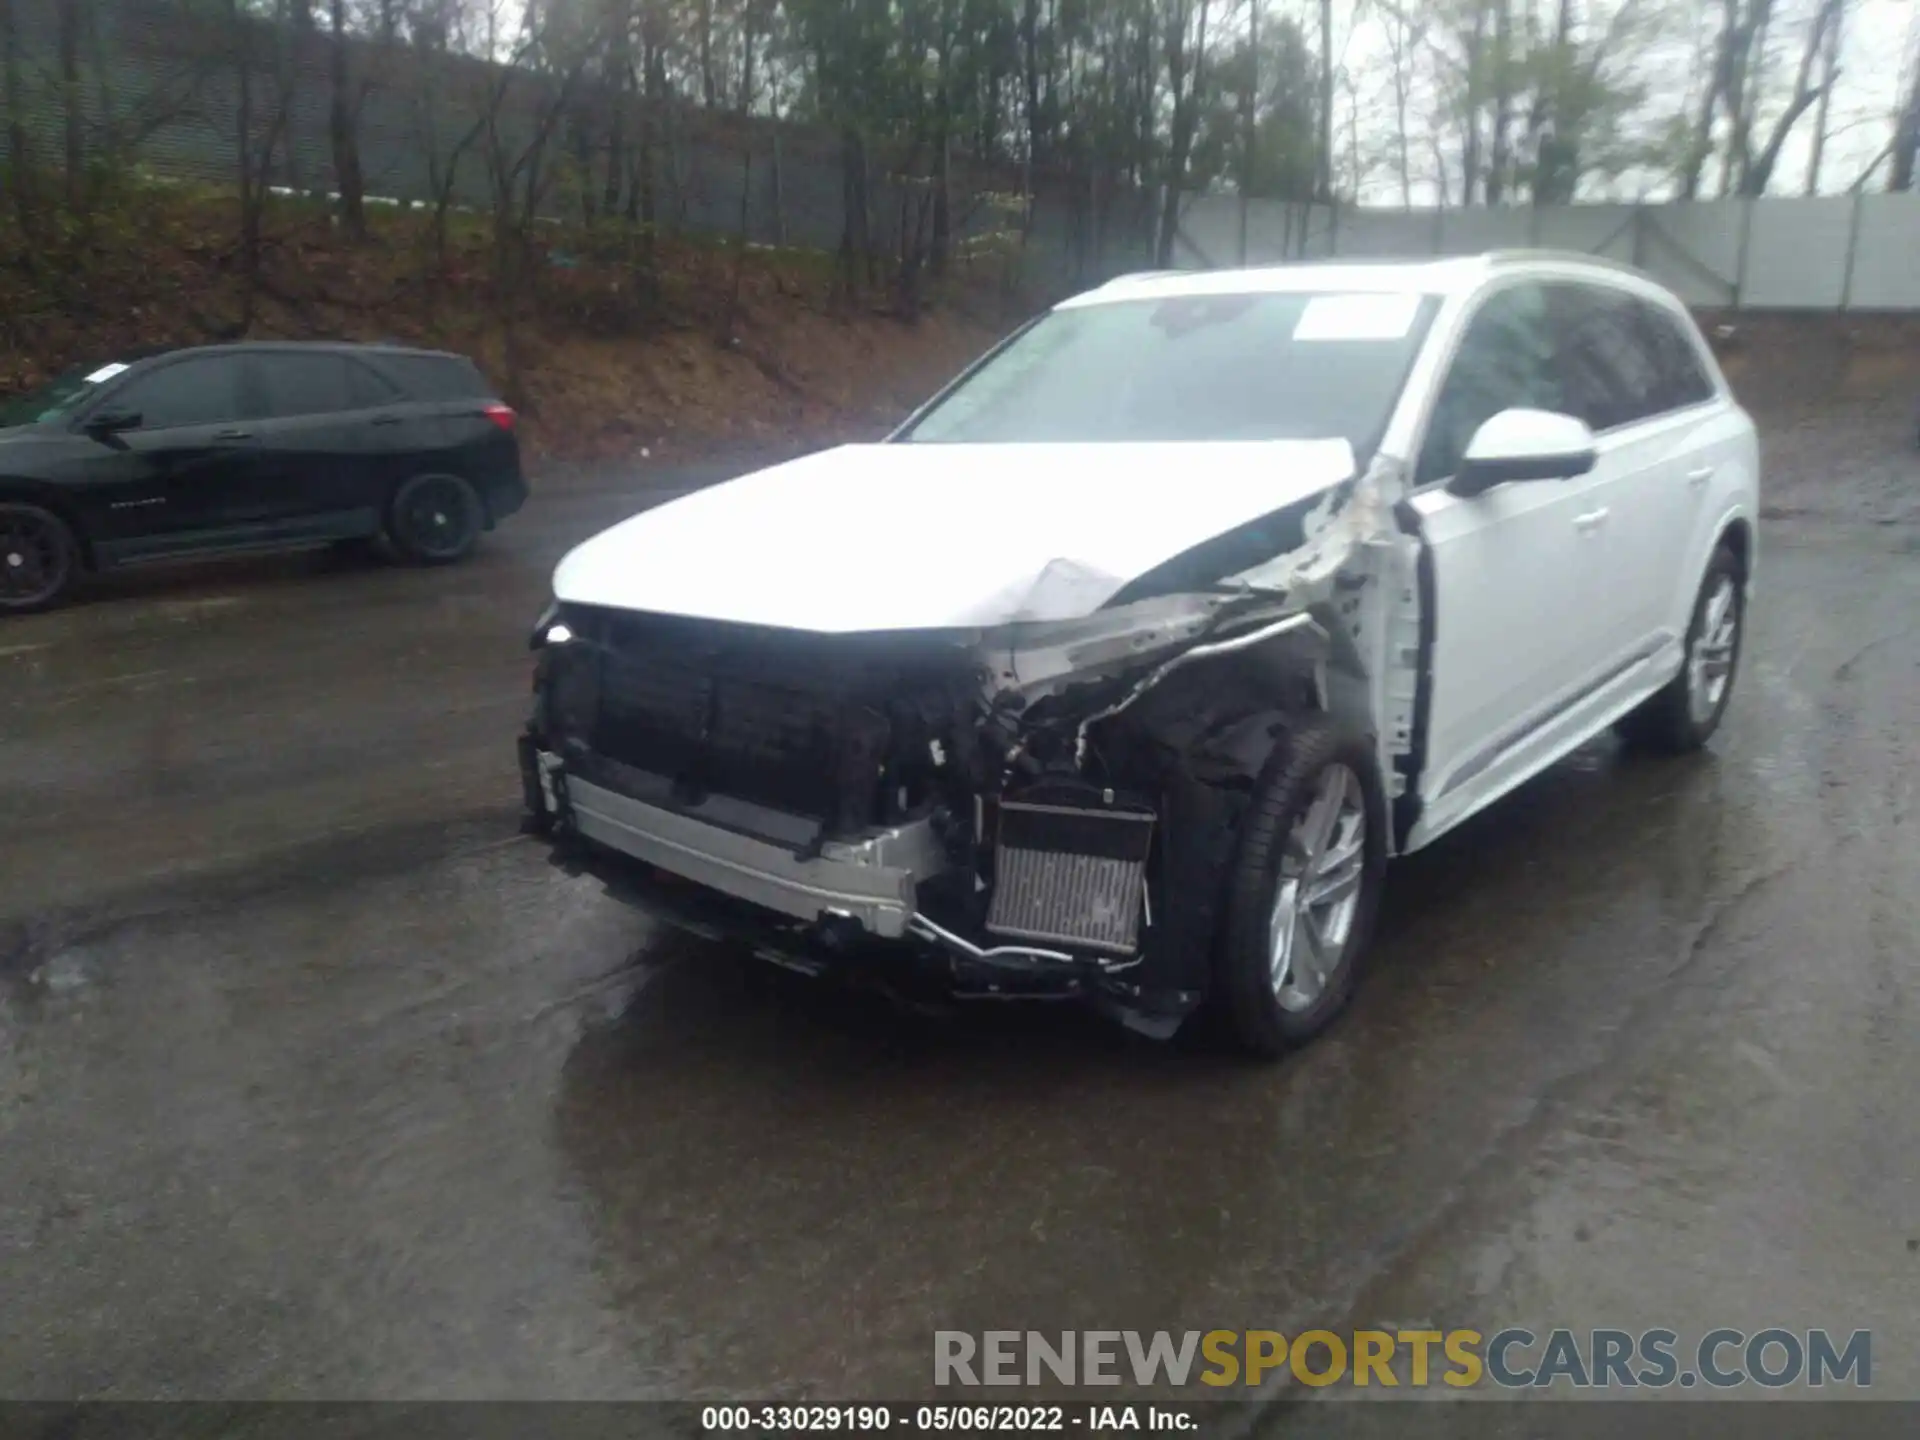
[0,509,71,609]
[1687,574,1739,725]
[1267,762,1368,1014]
[399,478,477,560]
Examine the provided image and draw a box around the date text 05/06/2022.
[700,1404,1193,1433]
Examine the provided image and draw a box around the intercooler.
[986,799,1156,956]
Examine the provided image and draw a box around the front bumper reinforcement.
[548,757,939,940]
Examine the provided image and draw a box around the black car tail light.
[483,402,516,431]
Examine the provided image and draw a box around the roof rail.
[1482,247,1648,277]
[1099,269,1186,286]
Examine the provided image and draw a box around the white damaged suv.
[520,252,1758,1056]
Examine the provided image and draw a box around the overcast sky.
[1325,0,1920,204]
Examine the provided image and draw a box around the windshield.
[900,290,1439,449]
[0,359,135,427]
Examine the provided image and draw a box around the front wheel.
[0,502,80,614]
[1215,717,1389,1058]
[1616,543,1745,753]
[389,473,483,564]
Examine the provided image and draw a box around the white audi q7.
[520,252,1759,1056]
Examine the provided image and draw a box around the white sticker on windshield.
[1292,293,1421,342]
[84,362,130,383]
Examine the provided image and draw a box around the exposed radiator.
[986,800,1155,956]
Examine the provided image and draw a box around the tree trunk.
[1487,0,1513,204]
[1679,0,1737,200]
[1803,0,1843,193]
[698,0,716,108]
[0,0,34,250]
[231,0,260,332]
[838,125,868,303]
[328,0,366,238]
[1317,0,1333,201]
[1240,0,1258,258]
[1741,0,1837,196]
[1891,29,1920,191]
[930,116,950,276]
[1460,2,1486,205]
[59,0,84,211]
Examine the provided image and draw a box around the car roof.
[1059,250,1664,310]
[131,340,470,364]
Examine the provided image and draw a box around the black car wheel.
[0,503,79,614]
[389,473,483,564]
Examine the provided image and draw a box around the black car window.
[345,358,403,409]
[375,354,489,401]
[257,353,369,418]
[1416,282,1563,487]
[108,355,254,430]
[1633,299,1717,410]
[1551,283,1669,431]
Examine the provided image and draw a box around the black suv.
[0,341,528,612]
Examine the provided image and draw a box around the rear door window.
[1551,284,1668,431]
[1633,300,1717,411]
[256,352,401,418]
[374,354,490,402]
[109,355,254,430]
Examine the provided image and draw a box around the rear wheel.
[388,473,483,564]
[0,503,79,614]
[1616,543,1744,753]
[1215,717,1388,1058]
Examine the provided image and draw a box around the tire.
[0,502,80,614]
[388,473,483,565]
[1215,717,1389,1058]
[1615,543,1745,754]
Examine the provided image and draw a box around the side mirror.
[1448,408,1597,497]
[84,408,142,437]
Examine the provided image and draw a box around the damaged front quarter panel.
[948,458,1408,1029]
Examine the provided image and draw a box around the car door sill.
[97,509,381,566]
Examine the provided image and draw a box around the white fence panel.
[1435,208,1531,254]
[1170,193,1920,310]
[1742,197,1854,308]
[1638,202,1743,306]
[1533,204,1638,261]
[1846,193,1920,309]
[1327,208,1430,257]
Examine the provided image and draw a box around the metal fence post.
[1732,198,1755,311]
[1839,190,1864,312]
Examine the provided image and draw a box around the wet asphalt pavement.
[1,412,1917,1407]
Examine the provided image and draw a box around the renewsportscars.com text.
[933,1328,1872,1390]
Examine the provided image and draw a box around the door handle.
[212,428,254,441]
[1573,507,1610,532]
[369,413,404,426]
[1686,465,1714,487]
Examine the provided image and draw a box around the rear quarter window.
[371,353,492,402]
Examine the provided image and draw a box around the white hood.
[551,440,1357,633]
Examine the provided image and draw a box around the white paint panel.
[1533,204,1638,262]
[1845,194,1920,310]
[1742,197,1853,309]
[1436,208,1530,255]
[1640,201,1744,307]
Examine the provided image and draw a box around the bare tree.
[1155,0,1214,263]
[0,0,31,243]
[328,0,368,237]
[1802,0,1843,192]
[1893,23,1920,190]
[1739,0,1844,195]
[59,0,87,211]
